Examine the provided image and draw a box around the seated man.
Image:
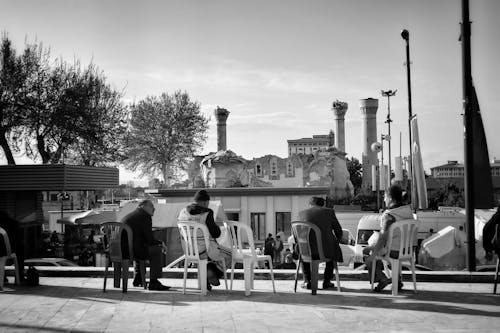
[298,197,343,290]
[121,200,170,291]
[483,203,500,261]
[0,210,25,285]
[363,184,413,292]
[178,190,232,290]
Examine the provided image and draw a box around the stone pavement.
[0,277,499,333]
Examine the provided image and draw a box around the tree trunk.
[162,163,170,188]
[37,135,51,164]
[0,128,16,165]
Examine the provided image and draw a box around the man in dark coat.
[0,210,25,284]
[121,200,170,291]
[298,197,343,290]
[483,203,500,260]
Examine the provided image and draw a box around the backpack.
[26,266,39,286]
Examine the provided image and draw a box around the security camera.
[371,142,382,153]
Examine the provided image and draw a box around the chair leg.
[243,258,252,296]
[370,258,376,291]
[182,259,188,294]
[411,258,418,294]
[494,257,499,294]
[221,260,228,291]
[113,262,122,289]
[294,258,301,293]
[250,261,255,290]
[12,254,20,285]
[103,256,109,292]
[199,260,207,296]
[391,259,400,296]
[122,260,129,293]
[0,257,6,289]
[230,260,235,291]
[311,261,319,295]
[334,261,341,292]
[268,259,275,293]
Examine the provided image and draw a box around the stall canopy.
[57,210,118,226]
[117,200,227,228]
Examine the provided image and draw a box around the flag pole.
[461,0,476,272]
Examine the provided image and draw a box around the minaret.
[359,98,379,192]
[214,106,230,151]
[332,100,348,152]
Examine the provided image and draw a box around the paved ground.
[0,277,499,333]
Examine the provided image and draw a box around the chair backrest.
[101,222,133,261]
[0,227,12,256]
[291,221,326,263]
[385,219,420,260]
[177,221,211,261]
[224,221,257,258]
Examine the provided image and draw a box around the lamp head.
[401,29,409,41]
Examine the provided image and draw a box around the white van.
[352,214,381,267]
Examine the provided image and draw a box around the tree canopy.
[346,156,362,195]
[124,91,209,185]
[0,34,127,166]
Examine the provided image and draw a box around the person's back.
[298,205,343,263]
[483,205,500,258]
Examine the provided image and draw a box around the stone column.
[332,101,348,152]
[214,107,230,151]
[360,98,379,192]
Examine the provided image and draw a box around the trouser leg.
[323,261,334,282]
[302,262,311,282]
[366,259,387,283]
[148,245,163,281]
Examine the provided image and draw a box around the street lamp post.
[381,90,397,184]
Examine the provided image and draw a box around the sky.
[1,0,499,186]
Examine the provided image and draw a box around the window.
[255,163,262,176]
[275,212,291,237]
[250,213,266,241]
[226,212,239,221]
[286,160,294,177]
[49,193,59,201]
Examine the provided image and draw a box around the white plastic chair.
[0,227,21,289]
[224,221,275,296]
[370,219,420,296]
[178,221,228,295]
[291,221,341,295]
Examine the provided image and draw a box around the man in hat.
[178,190,231,289]
[122,199,170,291]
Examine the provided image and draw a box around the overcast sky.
[1,0,499,186]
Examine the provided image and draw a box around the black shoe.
[148,280,171,291]
[374,279,391,292]
[301,282,311,290]
[207,268,220,286]
[323,281,335,289]
[398,282,404,291]
[132,275,143,287]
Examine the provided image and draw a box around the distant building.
[287,132,335,156]
[431,159,500,178]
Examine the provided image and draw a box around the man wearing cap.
[121,199,170,291]
[298,196,343,290]
[178,190,232,289]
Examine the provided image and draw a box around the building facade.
[287,132,335,156]
[431,160,500,178]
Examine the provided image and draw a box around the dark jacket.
[121,208,160,260]
[184,203,221,239]
[298,206,343,263]
[483,207,500,255]
[0,211,23,261]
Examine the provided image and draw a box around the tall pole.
[461,0,476,272]
[401,29,414,211]
[381,90,397,184]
